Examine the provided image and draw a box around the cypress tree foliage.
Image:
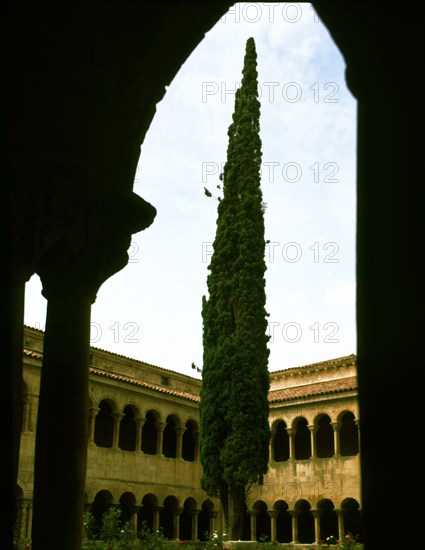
[200,37,270,540]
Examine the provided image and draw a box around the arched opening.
[119,491,136,526]
[293,417,311,460]
[254,500,271,542]
[11,5,418,550]
[119,405,137,451]
[198,499,214,540]
[163,415,178,458]
[341,498,363,542]
[295,500,314,544]
[182,419,197,461]
[317,498,338,541]
[180,497,197,540]
[160,495,179,539]
[339,412,359,456]
[273,420,289,462]
[274,500,291,543]
[316,414,334,458]
[94,400,114,448]
[91,490,114,535]
[142,410,158,454]
[138,493,158,532]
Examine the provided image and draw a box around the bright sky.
[24,3,357,379]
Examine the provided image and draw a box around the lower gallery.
[16,326,362,544]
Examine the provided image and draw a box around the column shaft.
[26,502,33,541]
[289,511,298,544]
[337,509,344,539]
[313,511,320,544]
[193,431,200,461]
[268,510,277,543]
[176,427,185,459]
[113,413,124,448]
[191,510,200,541]
[156,423,166,455]
[249,511,257,541]
[287,428,296,460]
[332,422,340,456]
[309,425,317,458]
[10,279,26,540]
[153,506,161,532]
[88,407,99,444]
[32,295,91,550]
[135,417,145,451]
[174,508,182,540]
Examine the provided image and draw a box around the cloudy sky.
[24,3,357,379]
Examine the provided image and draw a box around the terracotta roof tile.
[268,376,357,403]
[23,348,43,359]
[270,354,356,376]
[23,344,356,404]
[89,366,200,402]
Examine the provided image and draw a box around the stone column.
[10,273,27,534]
[175,427,185,459]
[210,510,218,534]
[286,428,296,460]
[312,510,321,544]
[112,412,124,449]
[27,399,36,432]
[22,499,34,540]
[26,500,33,541]
[135,416,145,452]
[289,510,299,544]
[88,406,100,445]
[31,288,94,550]
[132,505,141,532]
[153,506,162,532]
[30,181,155,550]
[248,510,258,541]
[156,422,166,455]
[336,508,344,539]
[268,510,277,543]
[270,425,276,461]
[308,425,317,458]
[332,422,341,456]
[174,507,183,540]
[193,430,200,461]
[21,399,30,432]
[355,419,361,453]
[191,509,200,540]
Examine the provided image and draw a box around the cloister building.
[16,325,362,545]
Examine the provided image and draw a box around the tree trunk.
[228,484,246,540]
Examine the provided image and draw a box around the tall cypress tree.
[200,37,270,540]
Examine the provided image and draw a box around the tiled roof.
[23,348,43,359]
[268,376,357,403]
[89,366,200,403]
[23,345,356,403]
[270,354,356,377]
[23,324,198,380]
[23,347,199,402]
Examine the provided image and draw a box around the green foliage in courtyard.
[82,509,166,549]
[200,36,270,539]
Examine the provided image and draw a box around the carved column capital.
[31,159,156,304]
